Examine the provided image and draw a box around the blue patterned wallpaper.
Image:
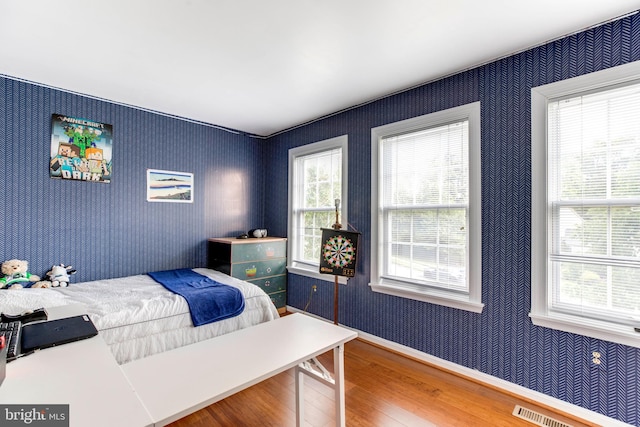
[2,12,640,426]
[0,78,264,282]
[266,14,640,426]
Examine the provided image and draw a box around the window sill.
[529,312,640,349]
[369,280,484,313]
[287,265,348,284]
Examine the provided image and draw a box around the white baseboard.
[286,306,632,427]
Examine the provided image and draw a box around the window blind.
[293,147,342,265]
[380,121,469,291]
[548,81,640,324]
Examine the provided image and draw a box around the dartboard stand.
[319,200,360,325]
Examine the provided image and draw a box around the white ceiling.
[1,1,639,137]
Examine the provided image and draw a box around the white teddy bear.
[0,259,47,289]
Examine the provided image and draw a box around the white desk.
[122,313,357,426]
[0,305,153,427]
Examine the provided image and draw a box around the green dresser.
[207,237,287,313]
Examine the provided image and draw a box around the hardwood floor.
[168,338,597,427]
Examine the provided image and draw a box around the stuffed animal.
[0,259,44,289]
[45,264,76,287]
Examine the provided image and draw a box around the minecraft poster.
[50,114,113,183]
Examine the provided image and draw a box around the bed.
[0,268,279,364]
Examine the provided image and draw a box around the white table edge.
[122,313,358,426]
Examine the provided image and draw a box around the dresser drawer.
[208,238,287,263]
[248,275,286,294]
[269,290,286,309]
[229,259,286,281]
[229,240,286,262]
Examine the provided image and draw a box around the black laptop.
[21,315,98,354]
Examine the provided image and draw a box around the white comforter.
[0,268,279,364]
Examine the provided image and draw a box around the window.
[531,61,640,348]
[288,135,348,281]
[370,102,482,312]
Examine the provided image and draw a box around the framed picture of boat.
[146,169,194,203]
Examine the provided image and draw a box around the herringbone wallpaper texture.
[2,11,639,427]
[0,78,264,282]
[271,14,640,426]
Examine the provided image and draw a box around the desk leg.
[297,345,346,427]
[295,367,304,427]
[334,344,346,427]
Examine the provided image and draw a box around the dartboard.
[319,228,360,277]
[322,234,356,268]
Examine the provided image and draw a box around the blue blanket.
[148,269,245,327]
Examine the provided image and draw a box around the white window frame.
[287,135,348,283]
[370,102,483,313]
[531,60,640,348]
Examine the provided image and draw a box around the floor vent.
[512,405,574,427]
